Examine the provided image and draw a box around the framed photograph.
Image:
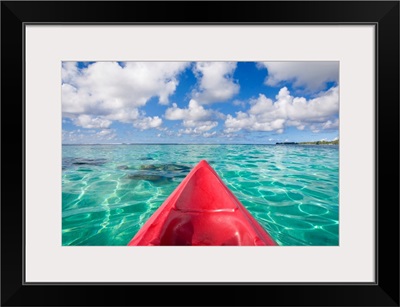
[1,1,399,306]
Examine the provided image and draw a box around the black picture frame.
[1,1,399,306]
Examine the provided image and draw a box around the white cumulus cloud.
[192,62,239,104]
[181,121,218,133]
[258,62,339,92]
[203,131,217,138]
[133,116,163,130]
[165,99,219,134]
[97,129,113,136]
[62,129,117,143]
[72,115,112,129]
[165,99,214,121]
[224,86,339,133]
[62,61,189,129]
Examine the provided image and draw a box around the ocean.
[62,144,339,246]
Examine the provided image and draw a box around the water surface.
[62,144,339,246]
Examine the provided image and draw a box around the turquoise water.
[62,144,339,246]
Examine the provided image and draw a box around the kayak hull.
[128,160,277,246]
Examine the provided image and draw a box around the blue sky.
[62,61,339,144]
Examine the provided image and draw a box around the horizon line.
[62,143,277,145]
[62,142,338,146]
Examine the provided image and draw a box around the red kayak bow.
[128,160,277,246]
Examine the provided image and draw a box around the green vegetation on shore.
[299,139,339,145]
[276,139,339,145]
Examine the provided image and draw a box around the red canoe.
[128,160,277,246]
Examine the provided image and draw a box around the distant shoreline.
[62,142,339,146]
[276,140,339,145]
[62,143,278,146]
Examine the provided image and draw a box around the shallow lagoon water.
[62,144,339,246]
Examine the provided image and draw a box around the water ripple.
[62,144,339,246]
